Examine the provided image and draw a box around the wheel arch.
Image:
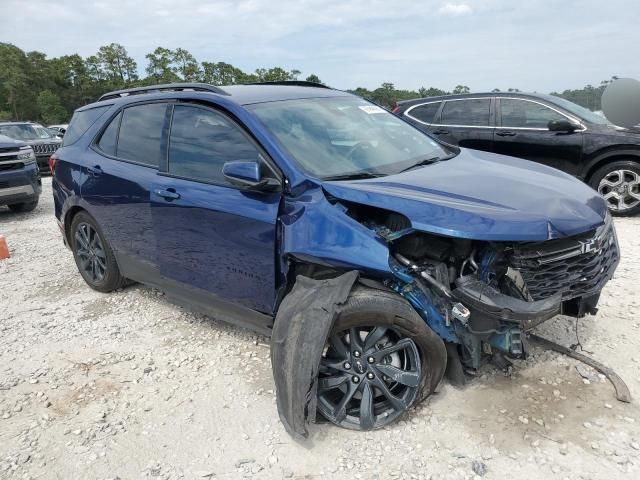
[63,205,87,245]
[583,149,640,183]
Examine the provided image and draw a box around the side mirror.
[548,119,580,132]
[222,160,280,191]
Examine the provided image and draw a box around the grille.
[0,146,19,154]
[509,219,619,301]
[32,143,59,155]
[0,162,23,172]
[0,181,9,189]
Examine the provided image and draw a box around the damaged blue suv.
[52,82,619,436]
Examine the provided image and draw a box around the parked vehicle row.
[393,92,640,216]
[0,122,62,173]
[51,82,618,434]
[0,134,42,212]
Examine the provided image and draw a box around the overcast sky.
[3,0,639,92]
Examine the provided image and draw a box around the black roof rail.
[247,80,332,89]
[98,83,229,101]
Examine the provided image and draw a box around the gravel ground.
[1,177,639,480]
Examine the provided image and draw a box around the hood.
[322,148,607,241]
[0,134,26,149]
[29,138,62,145]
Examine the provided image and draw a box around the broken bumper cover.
[452,276,562,332]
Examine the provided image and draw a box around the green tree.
[173,48,201,81]
[305,74,323,84]
[145,47,180,84]
[453,85,470,94]
[97,43,138,84]
[37,90,66,124]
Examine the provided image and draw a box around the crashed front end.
[373,212,619,370]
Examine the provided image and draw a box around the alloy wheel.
[317,326,422,430]
[598,169,640,212]
[74,222,107,283]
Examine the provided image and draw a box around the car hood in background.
[322,148,607,241]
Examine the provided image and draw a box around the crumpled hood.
[322,148,608,241]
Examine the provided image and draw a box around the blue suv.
[52,82,619,434]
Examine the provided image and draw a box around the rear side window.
[117,104,167,167]
[96,112,121,156]
[168,105,261,185]
[441,99,490,126]
[407,102,441,124]
[63,106,110,145]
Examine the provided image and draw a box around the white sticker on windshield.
[358,105,386,114]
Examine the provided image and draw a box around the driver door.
[151,103,282,315]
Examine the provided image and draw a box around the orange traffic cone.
[0,235,9,260]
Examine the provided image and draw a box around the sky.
[2,0,639,93]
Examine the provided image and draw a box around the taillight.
[391,104,400,114]
[48,153,58,173]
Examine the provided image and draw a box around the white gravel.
[1,178,639,480]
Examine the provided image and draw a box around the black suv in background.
[0,134,41,212]
[0,122,62,173]
[393,93,640,216]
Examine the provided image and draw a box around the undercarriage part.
[529,334,631,403]
[271,271,359,439]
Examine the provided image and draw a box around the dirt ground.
[1,177,639,480]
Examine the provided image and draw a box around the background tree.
[305,74,323,84]
[37,90,66,124]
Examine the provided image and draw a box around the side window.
[63,105,110,146]
[96,112,121,156]
[168,105,261,185]
[407,102,441,124]
[117,103,167,167]
[441,99,491,126]
[500,99,566,128]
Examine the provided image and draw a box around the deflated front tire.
[317,286,447,430]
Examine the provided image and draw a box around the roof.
[396,91,554,107]
[86,82,350,111]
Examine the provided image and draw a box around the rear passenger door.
[151,103,282,317]
[84,102,170,279]
[430,98,495,151]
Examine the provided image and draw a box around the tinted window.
[168,105,261,184]
[64,106,110,145]
[97,113,121,156]
[117,104,167,167]
[441,99,490,126]
[407,102,441,123]
[500,99,566,128]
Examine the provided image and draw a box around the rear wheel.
[8,199,38,213]
[317,287,447,430]
[70,211,127,292]
[589,160,640,216]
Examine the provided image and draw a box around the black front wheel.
[70,211,127,292]
[317,287,447,430]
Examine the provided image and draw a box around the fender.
[582,147,640,180]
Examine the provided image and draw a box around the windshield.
[248,97,449,179]
[0,124,54,141]
[544,95,610,125]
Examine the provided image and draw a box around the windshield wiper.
[323,171,385,181]
[398,156,444,173]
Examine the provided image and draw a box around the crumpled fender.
[270,271,359,439]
